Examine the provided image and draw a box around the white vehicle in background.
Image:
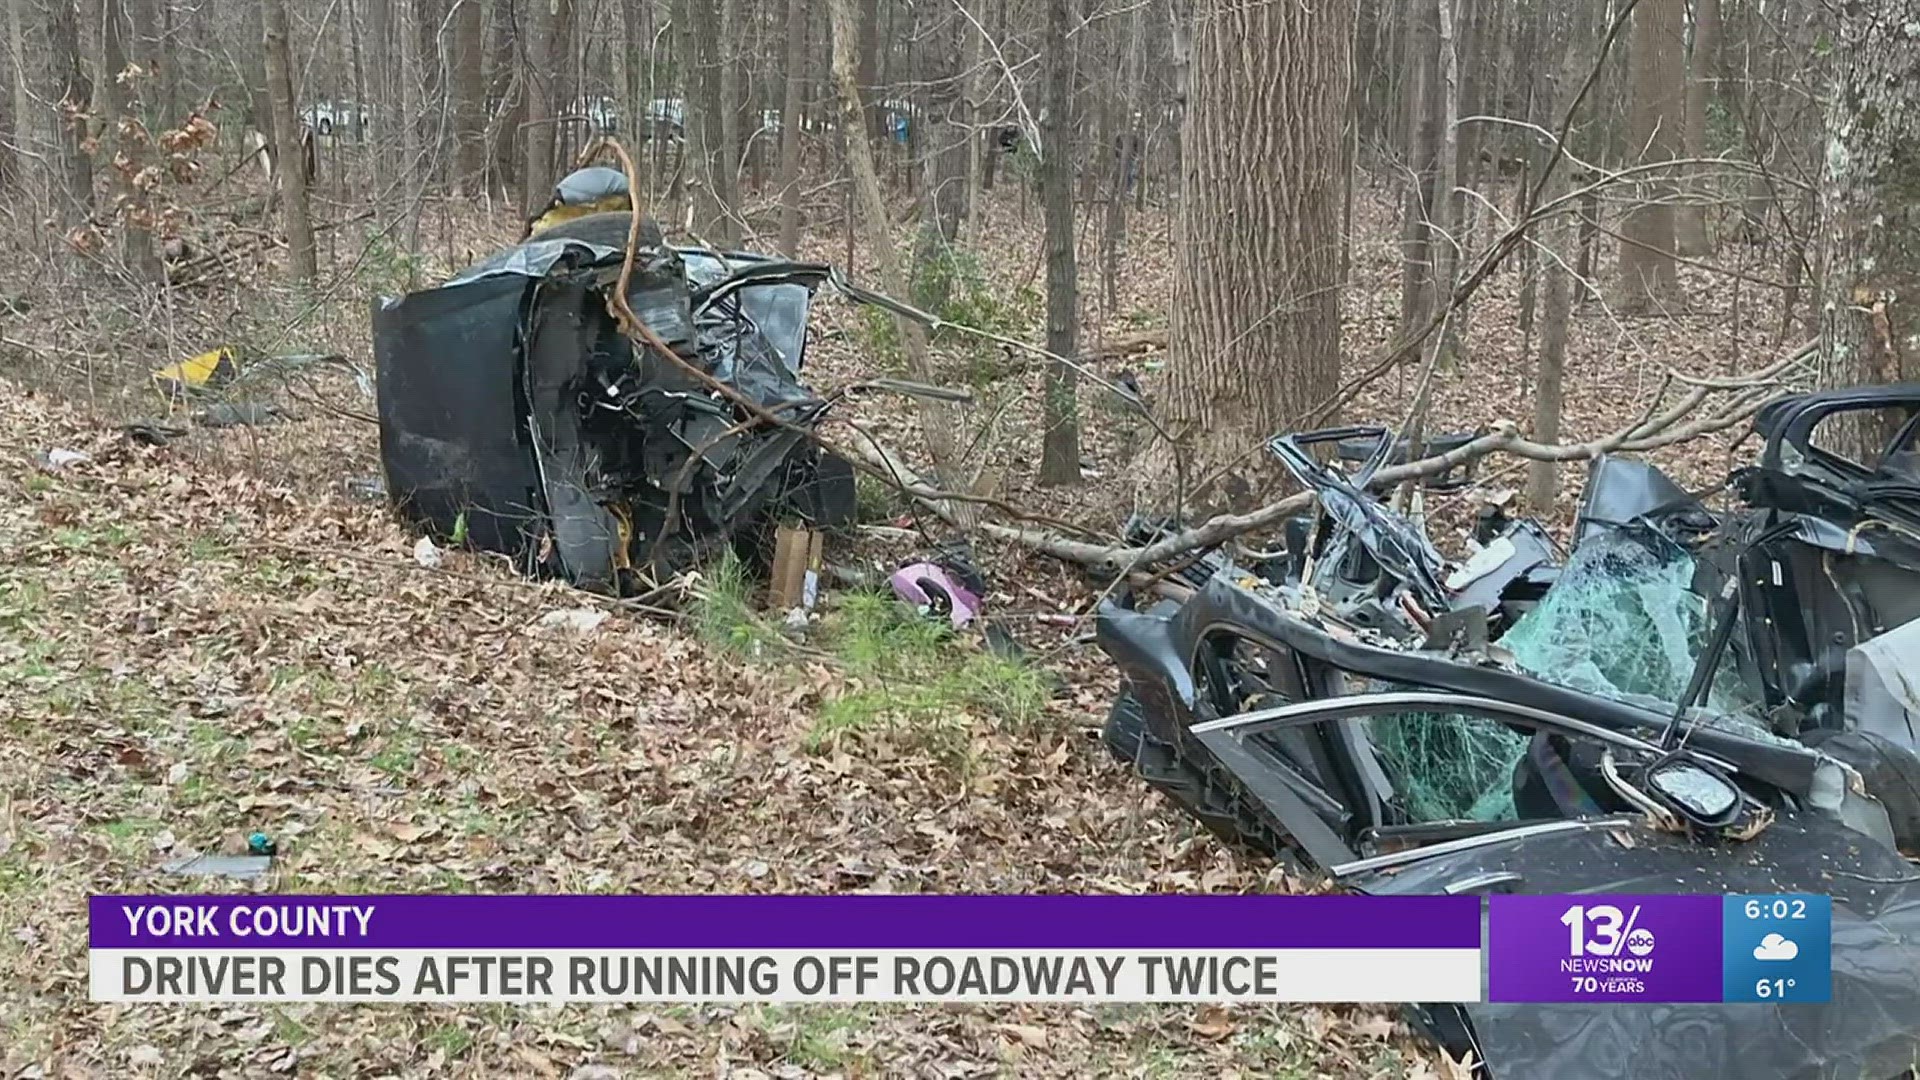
[569,95,619,134]
[643,97,686,139]
[301,99,371,139]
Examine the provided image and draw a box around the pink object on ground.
[889,562,983,628]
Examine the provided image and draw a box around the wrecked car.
[372,208,854,593]
[1098,387,1920,1078]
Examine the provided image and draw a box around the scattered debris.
[412,536,443,569]
[122,420,188,446]
[161,852,272,879]
[1096,388,1920,1077]
[151,346,237,395]
[769,523,824,611]
[341,475,387,501]
[39,448,90,470]
[891,561,982,628]
[196,401,286,428]
[536,607,611,635]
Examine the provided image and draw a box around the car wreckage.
[1099,387,1920,1078]
[372,205,855,592]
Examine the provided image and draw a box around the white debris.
[537,607,610,634]
[412,536,444,569]
[42,448,90,470]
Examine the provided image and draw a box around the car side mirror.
[1644,752,1743,828]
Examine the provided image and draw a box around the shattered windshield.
[1501,527,1764,721]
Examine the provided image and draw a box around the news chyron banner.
[87,893,1831,1005]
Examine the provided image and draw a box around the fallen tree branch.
[857,342,1812,572]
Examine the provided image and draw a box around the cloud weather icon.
[1753,933,1800,961]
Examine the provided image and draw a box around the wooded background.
[1,0,1915,508]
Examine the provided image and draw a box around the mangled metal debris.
[372,188,855,594]
[1097,387,1920,1078]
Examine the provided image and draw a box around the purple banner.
[91,894,1481,950]
[1489,894,1722,1002]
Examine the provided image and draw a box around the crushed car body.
[372,205,854,593]
[1097,386,1920,1078]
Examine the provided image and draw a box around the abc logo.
[1625,928,1656,957]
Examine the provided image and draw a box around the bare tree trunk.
[1675,0,1721,255]
[46,0,90,228]
[8,0,36,197]
[1814,0,1920,460]
[960,2,987,239]
[522,0,557,217]
[776,0,807,254]
[483,0,518,197]
[1166,0,1189,196]
[125,0,167,125]
[682,0,728,240]
[1397,0,1440,333]
[1616,0,1684,312]
[715,0,741,244]
[1427,0,1462,352]
[921,7,966,249]
[1527,7,1592,511]
[857,0,881,141]
[827,0,975,517]
[369,0,392,153]
[451,0,486,192]
[1163,0,1352,482]
[1038,0,1080,486]
[263,0,316,283]
[101,0,159,280]
[348,0,368,143]
[1101,1,1145,313]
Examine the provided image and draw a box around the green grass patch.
[371,728,420,780]
[689,549,782,657]
[804,592,1052,767]
[271,1011,313,1046]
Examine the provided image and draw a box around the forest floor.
[0,167,1805,1077]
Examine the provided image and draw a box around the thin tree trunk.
[348,0,367,143]
[125,0,166,125]
[1397,0,1440,333]
[451,0,486,192]
[1162,0,1353,482]
[1676,0,1720,255]
[521,0,557,217]
[960,2,987,239]
[1616,0,1684,312]
[263,0,316,283]
[369,0,391,159]
[1038,0,1080,486]
[716,0,741,244]
[857,0,881,141]
[483,0,518,198]
[102,0,159,280]
[1166,0,1189,194]
[1814,0,1920,459]
[928,9,966,245]
[8,0,35,196]
[827,0,975,518]
[1427,0,1462,354]
[1102,2,1145,312]
[777,0,807,254]
[46,0,91,228]
[1527,6,1591,511]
